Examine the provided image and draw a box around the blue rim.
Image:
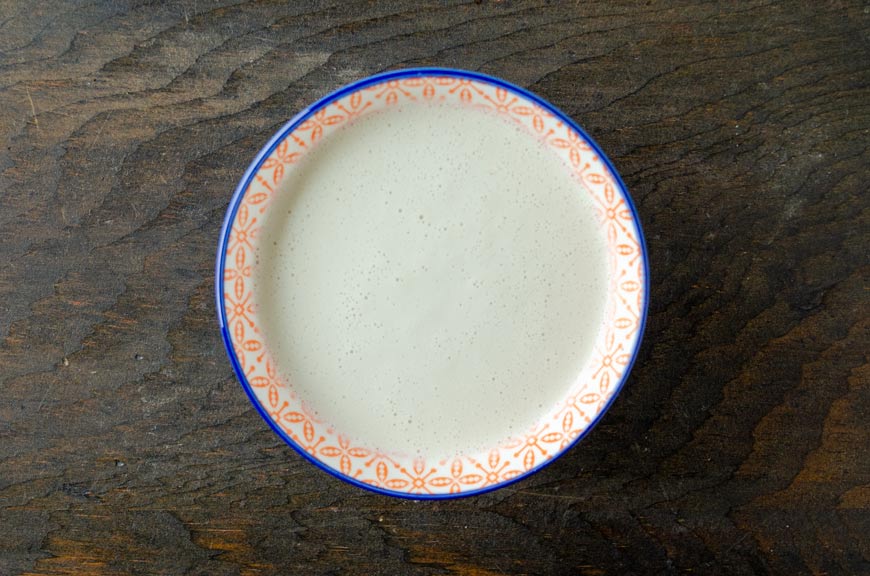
[215,67,650,499]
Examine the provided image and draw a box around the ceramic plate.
[216,68,648,498]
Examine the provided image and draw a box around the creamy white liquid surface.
[254,101,607,459]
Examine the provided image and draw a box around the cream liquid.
[254,101,607,459]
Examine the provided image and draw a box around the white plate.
[216,68,648,498]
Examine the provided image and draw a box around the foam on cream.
[254,101,608,459]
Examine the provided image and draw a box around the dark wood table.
[1,2,867,574]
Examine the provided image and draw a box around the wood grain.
[1,1,868,574]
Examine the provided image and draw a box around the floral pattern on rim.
[220,73,645,496]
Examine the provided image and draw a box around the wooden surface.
[1,1,868,574]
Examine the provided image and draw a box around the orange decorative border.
[220,72,645,496]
